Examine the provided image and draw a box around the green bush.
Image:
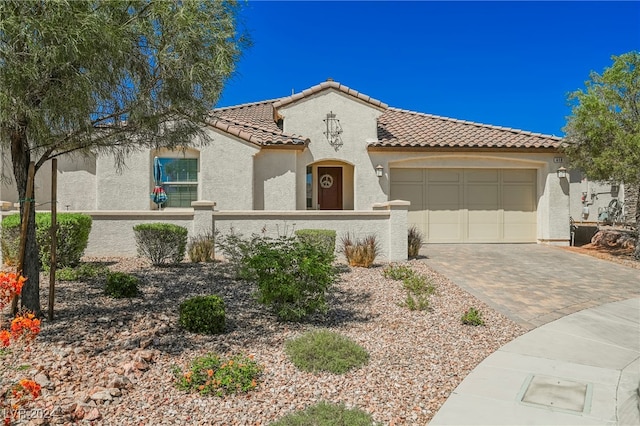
[382,263,415,281]
[401,274,435,311]
[461,307,485,326]
[56,263,108,281]
[407,226,423,258]
[215,230,261,278]
[1,213,92,269]
[104,272,139,298]
[285,330,369,374]
[174,353,262,397]
[133,223,187,265]
[179,295,226,334]
[243,236,337,321]
[270,401,377,426]
[188,231,216,263]
[295,229,336,256]
[340,233,380,268]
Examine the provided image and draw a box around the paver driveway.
[422,244,640,330]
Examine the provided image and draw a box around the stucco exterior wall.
[254,149,297,210]
[52,155,97,211]
[200,129,257,210]
[278,90,386,210]
[96,151,150,210]
[213,202,409,262]
[568,170,625,224]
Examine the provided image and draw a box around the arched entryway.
[306,160,354,210]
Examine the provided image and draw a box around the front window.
[158,158,198,207]
[306,166,313,209]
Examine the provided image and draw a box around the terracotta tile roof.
[273,80,388,111]
[208,100,309,147]
[374,108,562,149]
[209,81,561,150]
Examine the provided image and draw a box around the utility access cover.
[521,375,590,413]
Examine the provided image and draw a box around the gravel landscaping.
[2,258,524,425]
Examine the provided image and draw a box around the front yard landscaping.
[1,258,523,424]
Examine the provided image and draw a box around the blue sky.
[217,1,639,137]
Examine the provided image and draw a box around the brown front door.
[318,167,342,210]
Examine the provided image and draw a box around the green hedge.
[133,223,188,265]
[1,213,92,268]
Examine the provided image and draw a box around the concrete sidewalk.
[430,297,640,425]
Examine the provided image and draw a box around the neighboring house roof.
[210,81,562,150]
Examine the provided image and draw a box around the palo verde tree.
[562,51,640,259]
[0,0,250,313]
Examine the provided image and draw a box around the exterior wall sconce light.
[375,164,384,177]
[556,166,568,180]
[323,111,343,151]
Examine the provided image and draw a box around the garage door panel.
[390,168,537,243]
[429,211,463,241]
[466,169,499,182]
[390,183,423,211]
[392,169,423,183]
[467,184,499,207]
[503,185,535,210]
[503,169,536,183]
[504,223,536,241]
[428,170,462,183]
[428,184,461,207]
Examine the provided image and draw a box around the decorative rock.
[85,407,101,421]
[34,372,53,389]
[90,390,113,402]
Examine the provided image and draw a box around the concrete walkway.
[424,245,640,425]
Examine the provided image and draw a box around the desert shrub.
[401,274,435,311]
[188,231,216,263]
[270,401,377,426]
[285,330,369,374]
[215,230,262,277]
[133,223,187,265]
[243,236,337,321]
[340,233,380,268]
[407,226,423,258]
[174,353,262,397]
[1,213,92,268]
[56,263,108,281]
[382,263,415,281]
[104,272,139,298]
[179,295,226,334]
[461,307,485,326]
[294,229,336,256]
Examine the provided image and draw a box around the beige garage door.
[390,169,537,243]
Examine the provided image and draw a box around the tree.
[0,0,249,313]
[562,51,640,259]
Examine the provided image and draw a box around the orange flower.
[17,379,41,399]
[0,272,26,308]
[0,330,10,347]
[207,369,214,377]
[10,312,40,341]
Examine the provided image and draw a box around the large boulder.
[590,229,637,250]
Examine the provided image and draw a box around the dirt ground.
[563,243,639,270]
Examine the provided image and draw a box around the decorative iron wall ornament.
[323,111,343,151]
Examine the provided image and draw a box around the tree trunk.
[635,183,640,260]
[10,122,41,315]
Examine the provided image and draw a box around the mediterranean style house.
[0,80,626,259]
